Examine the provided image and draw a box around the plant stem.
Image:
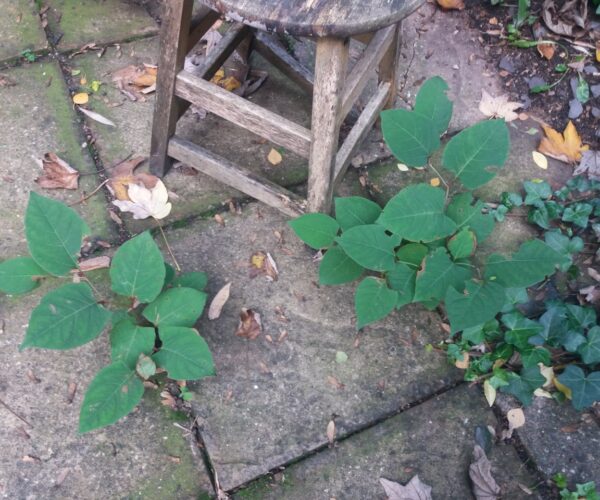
[0,397,33,427]
[155,218,181,272]
[427,161,450,200]
[69,179,109,206]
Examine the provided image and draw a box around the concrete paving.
[1,1,598,498]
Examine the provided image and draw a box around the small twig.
[154,218,181,272]
[0,397,33,427]
[69,179,109,206]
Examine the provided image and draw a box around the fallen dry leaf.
[537,42,555,60]
[112,179,172,220]
[574,150,600,180]
[505,408,525,438]
[78,256,111,272]
[72,92,89,105]
[235,308,262,340]
[380,475,433,500]
[267,148,283,166]
[78,106,116,127]
[35,153,79,190]
[106,156,149,201]
[327,375,345,390]
[542,0,588,38]
[160,390,177,409]
[455,352,470,370]
[21,455,41,463]
[532,151,548,170]
[436,0,464,10]
[208,282,231,320]
[469,445,501,500]
[580,285,600,304]
[479,90,522,122]
[0,74,16,87]
[326,420,336,444]
[112,64,157,98]
[250,251,279,281]
[66,381,77,404]
[483,379,496,407]
[538,120,589,164]
[430,177,441,187]
[588,267,600,282]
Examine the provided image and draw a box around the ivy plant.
[288,77,599,411]
[0,192,214,432]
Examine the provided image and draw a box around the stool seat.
[199,0,422,37]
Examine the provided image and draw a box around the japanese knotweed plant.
[289,77,598,411]
[0,193,214,432]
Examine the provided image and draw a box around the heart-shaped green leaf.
[336,224,399,271]
[334,197,382,231]
[557,365,600,410]
[386,262,416,308]
[0,257,47,294]
[413,76,453,135]
[577,326,600,365]
[355,277,398,329]
[143,287,207,327]
[319,245,364,285]
[446,192,494,243]
[110,317,155,369]
[414,248,472,302]
[446,281,505,332]
[288,213,339,249]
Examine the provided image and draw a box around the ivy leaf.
[562,203,593,228]
[142,287,207,327]
[502,313,543,349]
[413,76,453,135]
[566,304,596,330]
[577,326,600,365]
[396,243,428,269]
[446,192,494,243]
[538,304,569,345]
[442,120,509,189]
[447,227,476,259]
[500,366,545,406]
[0,257,47,295]
[336,224,399,271]
[544,231,583,271]
[484,239,562,288]
[414,248,472,302]
[288,213,339,249]
[523,180,552,205]
[172,271,208,291]
[79,362,144,433]
[110,317,155,369]
[557,365,600,410]
[378,184,456,242]
[164,262,176,287]
[110,231,165,303]
[153,326,215,380]
[355,277,398,329]
[21,283,110,350]
[386,262,416,308]
[319,245,364,285]
[381,109,441,167]
[334,197,381,231]
[445,281,506,332]
[25,192,89,276]
[520,346,551,369]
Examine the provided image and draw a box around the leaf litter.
[379,475,433,500]
[35,153,79,190]
[469,445,501,500]
[208,282,231,320]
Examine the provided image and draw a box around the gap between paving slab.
[233,384,539,500]
[0,0,48,65]
[161,203,463,491]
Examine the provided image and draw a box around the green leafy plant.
[21,49,36,63]
[560,481,599,500]
[288,77,599,411]
[0,193,214,432]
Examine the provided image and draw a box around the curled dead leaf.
[112,179,172,220]
[537,43,555,60]
[78,255,111,272]
[208,282,231,320]
[380,475,433,500]
[479,90,522,122]
[235,308,262,340]
[538,120,589,164]
[542,0,588,38]
[35,153,79,190]
[469,445,501,500]
[326,419,336,444]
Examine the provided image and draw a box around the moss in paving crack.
[234,475,296,500]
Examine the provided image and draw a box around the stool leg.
[307,37,349,213]
[149,0,194,177]
[379,22,401,109]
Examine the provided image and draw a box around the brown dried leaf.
[107,156,147,200]
[580,285,600,304]
[208,282,231,320]
[537,42,555,60]
[574,150,600,181]
[267,148,283,165]
[112,64,157,98]
[469,445,501,500]
[235,308,262,340]
[264,253,279,281]
[21,455,41,463]
[379,476,433,500]
[66,381,77,404]
[0,74,16,87]
[327,376,345,390]
[78,256,111,272]
[542,0,588,38]
[479,91,522,122]
[26,370,41,384]
[538,120,589,164]
[35,153,79,190]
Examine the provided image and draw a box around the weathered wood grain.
[175,69,312,157]
[254,32,314,96]
[334,81,390,189]
[149,0,194,177]
[198,0,425,37]
[187,6,220,52]
[168,136,307,216]
[378,22,401,107]
[307,37,349,213]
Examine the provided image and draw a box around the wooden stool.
[150,0,423,215]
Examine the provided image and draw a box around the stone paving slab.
[497,395,600,488]
[0,277,213,500]
[234,385,537,500]
[0,0,47,64]
[44,0,157,51]
[162,204,463,491]
[0,60,115,258]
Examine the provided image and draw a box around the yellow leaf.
[430,177,441,187]
[538,364,554,388]
[553,376,572,400]
[267,148,283,166]
[80,75,87,85]
[596,41,600,63]
[538,120,589,164]
[72,92,89,105]
[251,252,266,269]
[220,76,241,92]
[532,151,548,170]
[133,73,156,88]
[210,68,225,84]
[436,0,465,9]
[483,379,496,406]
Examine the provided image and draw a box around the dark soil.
[466,0,599,147]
